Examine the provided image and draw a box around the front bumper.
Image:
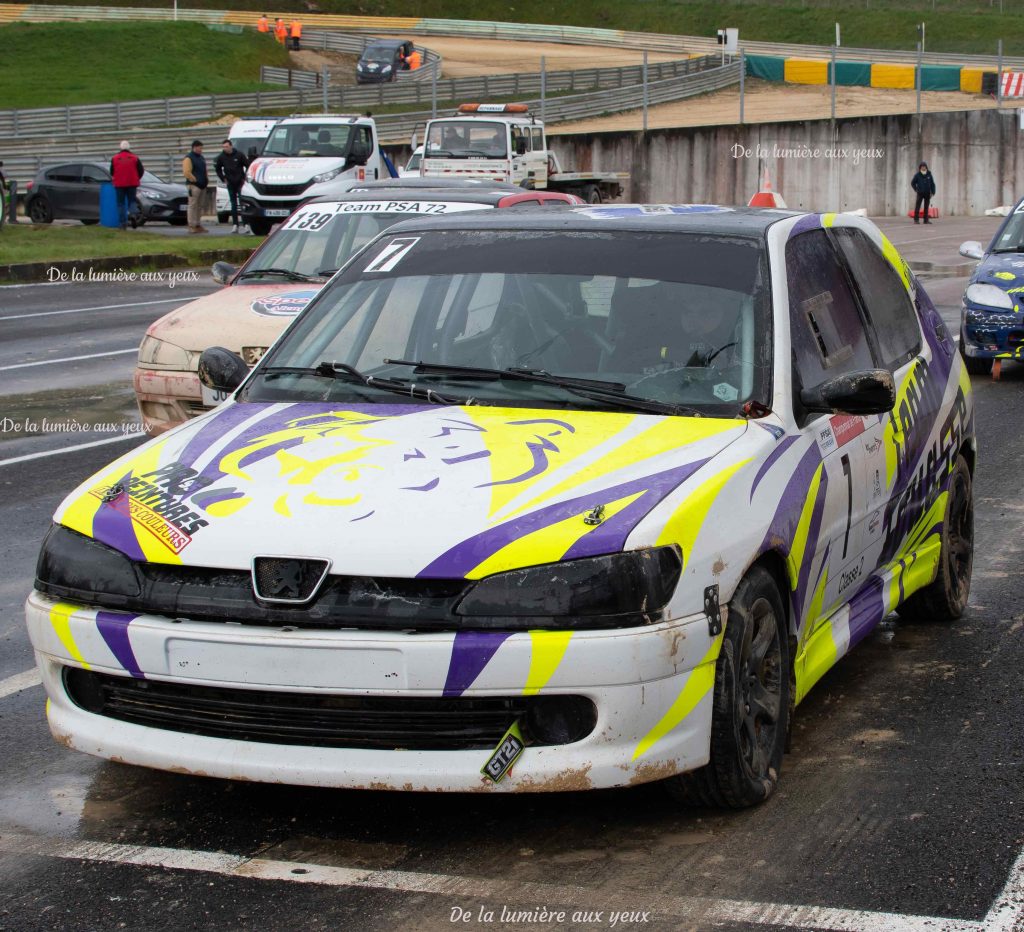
[26,590,721,792]
[140,199,188,223]
[961,305,1024,360]
[133,366,208,434]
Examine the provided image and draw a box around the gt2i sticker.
[90,463,212,555]
[481,721,526,784]
[365,237,421,274]
[250,290,318,318]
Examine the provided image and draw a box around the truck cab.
[420,104,626,202]
[240,114,382,235]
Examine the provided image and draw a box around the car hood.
[54,402,748,579]
[250,158,345,184]
[140,181,187,198]
[971,251,1024,291]
[145,284,323,359]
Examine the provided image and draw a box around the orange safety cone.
[748,167,788,208]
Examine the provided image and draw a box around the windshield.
[263,124,352,158]
[425,121,508,159]
[363,45,397,62]
[246,228,772,415]
[231,136,266,156]
[405,152,421,171]
[991,210,1024,252]
[242,201,493,281]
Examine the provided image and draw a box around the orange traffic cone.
[748,167,788,208]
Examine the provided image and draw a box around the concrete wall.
[549,108,1024,215]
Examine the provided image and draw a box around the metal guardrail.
[0,59,737,184]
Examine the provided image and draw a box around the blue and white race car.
[959,201,1024,378]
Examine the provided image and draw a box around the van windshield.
[263,124,353,158]
[425,121,507,159]
[246,228,773,416]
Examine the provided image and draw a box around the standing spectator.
[911,161,936,225]
[182,140,212,234]
[274,17,286,44]
[215,138,249,234]
[407,48,422,70]
[289,19,302,51]
[109,140,143,230]
[257,13,269,33]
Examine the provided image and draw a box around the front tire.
[898,454,973,622]
[667,565,790,809]
[248,218,272,236]
[960,332,992,375]
[28,197,53,224]
[217,212,229,224]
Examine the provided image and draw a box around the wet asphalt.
[1,222,1023,932]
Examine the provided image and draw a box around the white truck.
[239,113,389,235]
[419,103,628,202]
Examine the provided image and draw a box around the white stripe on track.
[0,297,185,321]
[0,669,42,700]
[0,348,136,371]
[0,434,139,467]
[0,830,991,931]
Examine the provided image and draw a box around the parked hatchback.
[31,206,974,806]
[24,162,188,226]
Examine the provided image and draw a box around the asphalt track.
[1,224,1023,932]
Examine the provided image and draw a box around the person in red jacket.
[110,140,144,230]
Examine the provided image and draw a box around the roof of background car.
[353,178,523,192]
[375,205,804,237]
[303,188,554,207]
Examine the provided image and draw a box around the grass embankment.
[0,21,291,109]
[12,0,1024,55]
[0,224,261,266]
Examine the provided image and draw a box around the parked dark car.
[356,39,414,83]
[24,162,189,226]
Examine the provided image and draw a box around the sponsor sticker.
[814,423,837,456]
[828,414,866,448]
[481,720,526,784]
[249,289,318,318]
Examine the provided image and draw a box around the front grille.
[64,668,597,750]
[1009,330,1024,346]
[251,181,311,197]
[252,557,329,603]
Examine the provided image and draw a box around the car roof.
[354,178,524,192]
[375,204,803,237]
[304,188,566,207]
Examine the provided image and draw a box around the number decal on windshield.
[283,210,333,231]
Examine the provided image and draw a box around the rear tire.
[217,212,229,224]
[666,565,790,809]
[28,196,53,224]
[248,218,272,236]
[898,454,973,622]
[582,184,601,204]
[80,218,98,226]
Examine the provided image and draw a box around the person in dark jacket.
[911,162,936,224]
[182,140,212,234]
[110,140,144,230]
[215,139,249,233]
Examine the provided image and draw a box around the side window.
[832,227,921,369]
[786,229,875,393]
[532,128,544,151]
[46,165,81,183]
[81,165,110,184]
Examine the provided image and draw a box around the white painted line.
[0,297,186,322]
[0,668,42,701]
[0,348,136,371]
[982,844,1024,932]
[0,829,987,931]
[0,434,138,468]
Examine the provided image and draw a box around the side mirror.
[247,146,258,161]
[198,347,249,393]
[211,261,237,285]
[959,240,984,261]
[799,368,895,416]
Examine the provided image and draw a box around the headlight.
[382,64,392,73]
[36,524,141,604]
[138,334,190,369]
[455,547,682,629]
[965,283,1014,310]
[312,167,343,184]
[137,188,162,199]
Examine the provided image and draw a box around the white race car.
[28,205,974,806]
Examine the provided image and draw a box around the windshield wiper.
[256,362,481,407]
[992,246,1024,253]
[237,267,318,282]
[383,359,703,417]
[316,268,339,277]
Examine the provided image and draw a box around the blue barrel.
[99,182,120,228]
